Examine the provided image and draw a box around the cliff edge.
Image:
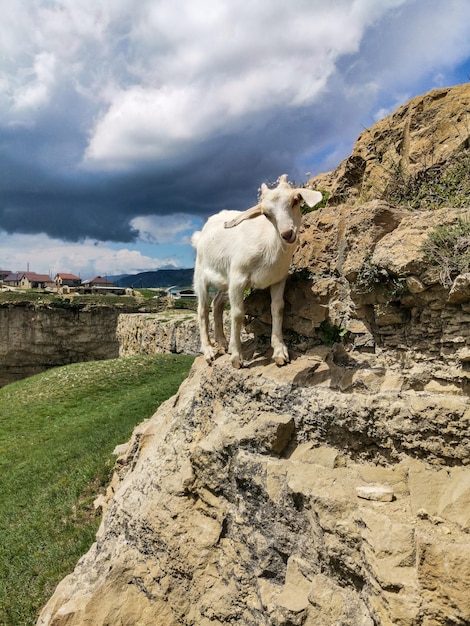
[38,84,470,625]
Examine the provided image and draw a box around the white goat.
[191,175,322,368]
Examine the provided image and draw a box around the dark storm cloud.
[1,0,470,255]
[0,102,338,243]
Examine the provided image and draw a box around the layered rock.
[247,202,470,395]
[116,311,201,357]
[309,83,470,205]
[38,355,470,626]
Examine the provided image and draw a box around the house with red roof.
[82,276,115,287]
[54,273,82,288]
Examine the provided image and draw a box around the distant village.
[0,269,197,301]
[0,270,128,295]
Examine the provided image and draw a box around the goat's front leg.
[270,279,289,366]
[228,280,246,368]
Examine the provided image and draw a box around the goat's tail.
[191,231,201,248]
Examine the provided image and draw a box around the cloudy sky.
[1,0,470,279]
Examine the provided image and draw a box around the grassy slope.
[0,354,195,626]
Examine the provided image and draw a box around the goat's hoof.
[203,346,217,364]
[230,354,244,369]
[273,349,290,366]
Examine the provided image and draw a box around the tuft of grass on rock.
[384,151,470,210]
[0,353,195,626]
[421,214,470,286]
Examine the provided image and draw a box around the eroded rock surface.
[38,355,470,626]
[0,304,120,386]
[309,83,470,204]
[117,311,201,357]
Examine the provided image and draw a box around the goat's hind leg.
[196,280,218,364]
[212,291,228,353]
[228,280,246,368]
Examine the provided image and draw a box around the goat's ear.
[297,189,322,208]
[224,204,264,228]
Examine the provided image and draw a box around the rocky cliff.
[116,311,251,358]
[38,83,470,625]
[0,303,120,387]
[116,311,201,357]
[309,83,470,206]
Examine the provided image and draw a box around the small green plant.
[354,258,406,299]
[319,320,348,347]
[384,151,470,210]
[355,259,390,294]
[421,215,470,286]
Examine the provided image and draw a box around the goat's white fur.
[191,174,322,368]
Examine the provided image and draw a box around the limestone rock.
[0,303,119,387]
[356,484,395,502]
[448,273,470,303]
[371,209,460,276]
[116,311,201,356]
[292,200,406,280]
[309,83,470,205]
[38,355,470,626]
[116,311,252,358]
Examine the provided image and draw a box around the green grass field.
[0,354,195,626]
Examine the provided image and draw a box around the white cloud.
[131,214,201,244]
[0,231,179,278]
[82,0,407,168]
[13,52,57,110]
[5,0,470,172]
[2,0,470,279]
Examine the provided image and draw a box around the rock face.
[116,312,201,357]
[38,356,470,626]
[0,303,120,386]
[246,202,470,398]
[38,84,470,625]
[116,311,251,358]
[309,83,470,205]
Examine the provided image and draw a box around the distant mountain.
[110,268,194,289]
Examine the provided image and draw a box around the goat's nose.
[281,228,296,244]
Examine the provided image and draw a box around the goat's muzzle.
[281,228,297,244]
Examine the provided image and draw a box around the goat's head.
[224,174,322,244]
